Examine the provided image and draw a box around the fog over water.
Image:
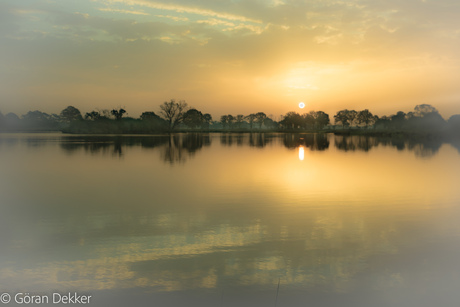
[1,133,460,307]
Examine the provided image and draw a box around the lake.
[1,132,460,307]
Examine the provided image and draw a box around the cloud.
[102,0,262,23]
[196,18,235,27]
[98,7,149,15]
[155,14,188,22]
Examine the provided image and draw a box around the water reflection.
[334,135,443,157]
[1,133,460,307]
[2,202,460,296]
[219,133,274,148]
[298,146,304,161]
[0,133,455,161]
[282,133,329,151]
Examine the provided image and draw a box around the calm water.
[1,133,460,307]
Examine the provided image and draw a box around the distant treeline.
[1,100,459,137]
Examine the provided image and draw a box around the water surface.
[1,133,460,306]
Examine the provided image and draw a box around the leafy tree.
[100,109,113,119]
[159,99,188,130]
[220,115,229,129]
[347,110,358,127]
[334,109,350,128]
[60,106,83,122]
[334,109,357,128]
[85,111,102,121]
[414,104,438,117]
[448,114,460,133]
[303,112,315,129]
[202,113,212,129]
[390,111,406,129]
[227,114,235,129]
[245,113,256,129]
[235,114,244,129]
[357,109,375,127]
[255,112,266,129]
[111,108,126,120]
[281,112,303,129]
[263,117,278,129]
[314,111,330,129]
[183,108,204,128]
[138,111,166,132]
[22,110,58,131]
[22,110,51,122]
[5,113,20,122]
[406,104,445,131]
[140,111,161,121]
[3,113,21,131]
[375,115,390,129]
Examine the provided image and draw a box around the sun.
[299,102,305,109]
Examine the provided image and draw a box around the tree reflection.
[333,135,443,157]
[283,133,330,151]
[59,134,212,163]
[163,134,212,164]
[20,132,455,161]
[249,133,272,148]
[407,137,442,158]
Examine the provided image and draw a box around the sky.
[1,0,460,119]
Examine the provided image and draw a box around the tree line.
[0,99,459,136]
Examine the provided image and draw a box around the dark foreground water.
[1,133,460,307]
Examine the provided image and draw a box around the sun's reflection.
[298,146,304,161]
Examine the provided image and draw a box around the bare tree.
[160,99,188,131]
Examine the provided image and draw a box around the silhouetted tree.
[100,109,113,119]
[220,115,229,129]
[183,108,204,128]
[414,104,438,117]
[235,114,244,129]
[140,111,161,121]
[357,109,375,128]
[22,110,59,131]
[139,111,166,132]
[390,111,406,130]
[111,108,126,120]
[255,112,266,129]
[263,117,278,129]
[202,113,212,129]
[313,111,330,129]
[448,114,460,135]
[405,104,446,132]
[227,114,235,129]
[4,113,21,131]
[348,110,358,127]
[281,112,303,129]
[245,113,256,129]
[334,109,350,128]
[303,112,315,129]
[85,111,102,121]
[60,106,83,122]
[160,99,188,130]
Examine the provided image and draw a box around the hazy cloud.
[98,7,150,15]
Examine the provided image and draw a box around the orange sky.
[1,0,460,119]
